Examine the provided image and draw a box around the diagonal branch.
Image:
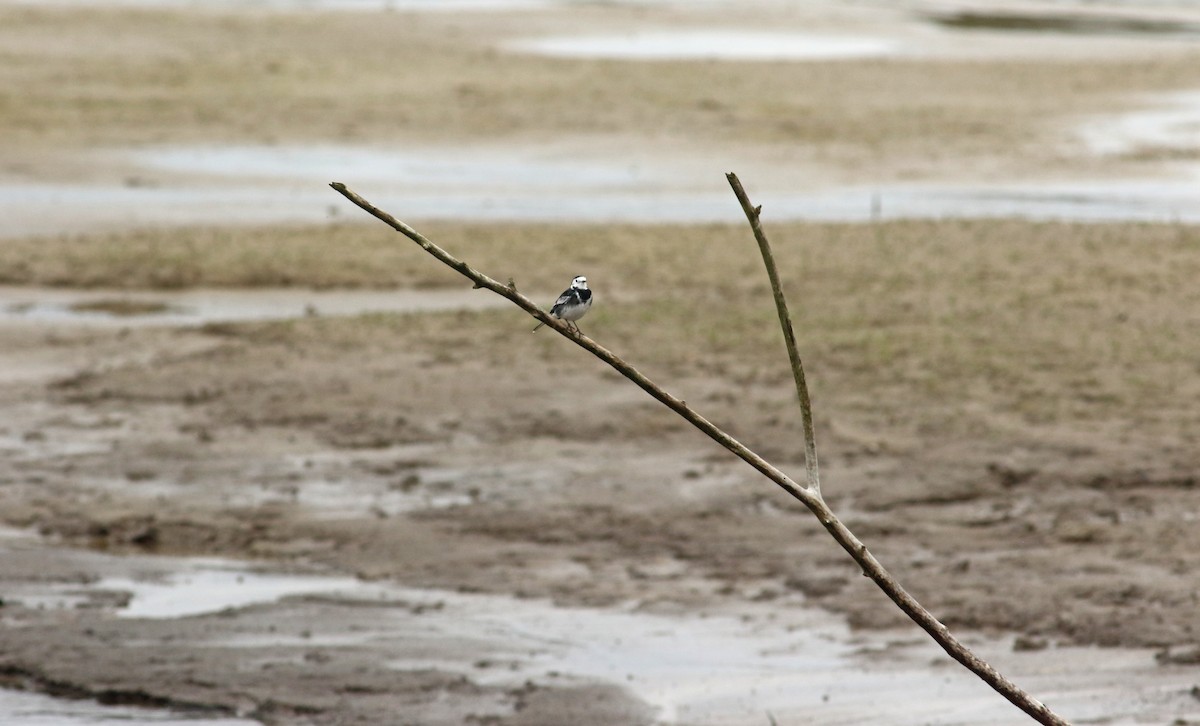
[328,182,812,505]
[328,180,1071,726]
[726,172,821,495]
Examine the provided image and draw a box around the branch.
[719,177,1069,724]
[726,172,821,495]
[328,181,1071,726]
[328,182,811,503]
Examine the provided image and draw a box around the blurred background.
[0,1,1198,724]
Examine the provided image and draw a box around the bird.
[533,275,592,333]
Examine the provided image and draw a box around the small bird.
[533,275,592,333]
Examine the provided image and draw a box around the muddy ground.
[0,1,1198,724]
[2,216,1198,724]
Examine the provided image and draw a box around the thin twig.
[726,172,821,495]
[328,181,1071,726]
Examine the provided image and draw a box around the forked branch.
[727,172,821,495]
[328,180,1071,726]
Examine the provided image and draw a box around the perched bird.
[533,275,592,333]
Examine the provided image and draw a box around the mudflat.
[0,2,1198,724]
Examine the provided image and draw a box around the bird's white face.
[572,276,588,290]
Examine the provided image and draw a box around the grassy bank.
[3,5,1200,177]
[25,217,1200,442]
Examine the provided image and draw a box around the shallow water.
[1,528,1196,725]
[382,586,852,724]
[0,286,503,327]
[1079,90,1200,156]
[101,567,371,618]
[0,533,384,619]
[507,31,898,61]
[130,144,653,190]
[5,144,1200,237]
[4,154,1195,236]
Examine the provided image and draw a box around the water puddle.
[0,286,503,328]
[1,529,1196,725]
[0,532,380,619]
[7,142,1200,234]
[507,31,899,61]
[379,588,851,724]
[0,530,264,723]
[129,144,655,190]
[1078,90,1200,157]
[98,567,371,619]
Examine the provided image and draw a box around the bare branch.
[726,172,821,495]
[328,180,1072,726]
[329,181,813,506]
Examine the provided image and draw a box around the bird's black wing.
[549,288,577,315]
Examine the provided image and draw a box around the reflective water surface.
[0,286,504,327]
[507,31,899,60]
[4,141,1200,240]
[1,528,1196,725]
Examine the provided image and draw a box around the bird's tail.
[532,320,546,332]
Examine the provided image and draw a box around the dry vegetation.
[3,5,1200,177]
[18,215,1200,442]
